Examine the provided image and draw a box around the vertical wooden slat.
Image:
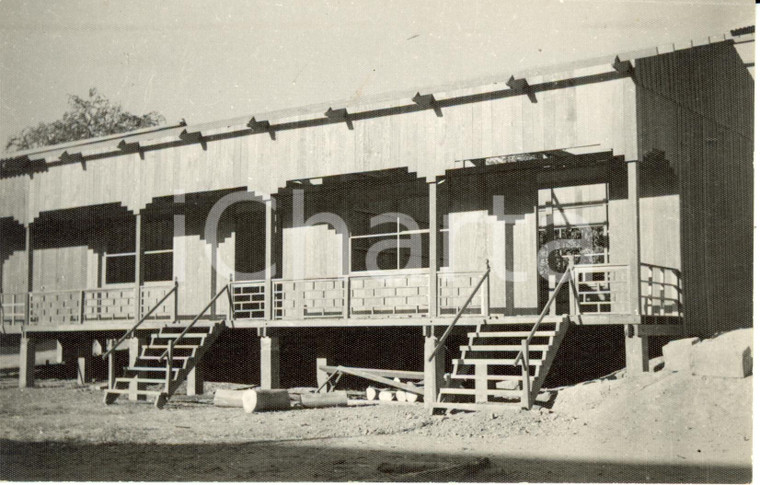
[134,213,142,322]
[264,197,273,320]
[428,181,438,317]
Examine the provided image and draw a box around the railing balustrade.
[640,263,683,317]
[2,262,685,327]
[83,287,137,322]
[0,293,27,325]
[4,282,176,326]
[230,280,267,320]
[349,270,429,317]
[273,278,345,319]
[29,290,82,325]
[437,271,490,316]
[573,263,630,314]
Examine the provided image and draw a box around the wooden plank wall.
[636,41,753,336]
[0,70,638,226]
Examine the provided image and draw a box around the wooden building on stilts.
[0,30,753,412]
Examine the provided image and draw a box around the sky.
[0,0,754,149]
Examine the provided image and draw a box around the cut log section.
[378,390,396,401]
[213,388,253,408]
[366,386,386,401]
[242,389,291,413]
[300,390,348,408]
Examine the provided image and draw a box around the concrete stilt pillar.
[19,337,36,388]
[186,363,204,396]
[128,336,146,400]
[316,357,333,393]
[625,326,649,374]
[260,336,280,389]
[424,332,444,408]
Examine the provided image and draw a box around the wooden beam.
[60,150,85,168]
[428,181,438,317]
[117,139,144,159]
[507,76,537,103]
[264,197,273,320]
[179,129,207,150]
[412,92,443,117]
[332,366,423,395]
[247,117,275,140]
[319,365,423,381]
[324,107,353,130]
[134,213,142,324]
[612,56,633,74]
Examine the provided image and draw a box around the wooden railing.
[274,278,345,319]
[1,282,177,328]
[573,263,630,314]
[438,271,490,316]
[349,269,429,317]
[0,293,27,326]
[514,262,577,409]
[159,284,230,360]
[640,263,683,317]
[230,280,267,320]
[231,268,489,321]
[101,281,179,360]
[427,261,490,362]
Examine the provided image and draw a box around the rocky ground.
[0,356,752,483]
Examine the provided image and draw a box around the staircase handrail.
[102,280,179,360]
[158,284,230,360]
[427,261,490,362]
[513,261,576,367]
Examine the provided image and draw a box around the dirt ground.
[0,361,752,482]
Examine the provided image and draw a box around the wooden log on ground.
[213,388,253,408]
[366,386,382,401]
[400,391,419,403]
[378,390,396,401]
[242,389,291,413]
[300,390,348,408]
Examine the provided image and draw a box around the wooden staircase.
[103,321,224,409]
[432,316,570,413]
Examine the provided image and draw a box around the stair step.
[468,331,555,338]
[145,344,200,350]
[450,374,529,381]
[460,345,549,352]
[439,387,522,398]
[155,333,209,340]
[453,358,543,366]
[126,366,182,373]
[140,355,191,361]
[105,388,163,397]
[114,377,166,384]
[431,402,522,412]
[483,320,559,325]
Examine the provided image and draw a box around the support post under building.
[128,336,146,400]
[260,335,280,389]
[19,337,35,388]
[187,363,204,396]
[423,328,444,408]
[624,159,648,374]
